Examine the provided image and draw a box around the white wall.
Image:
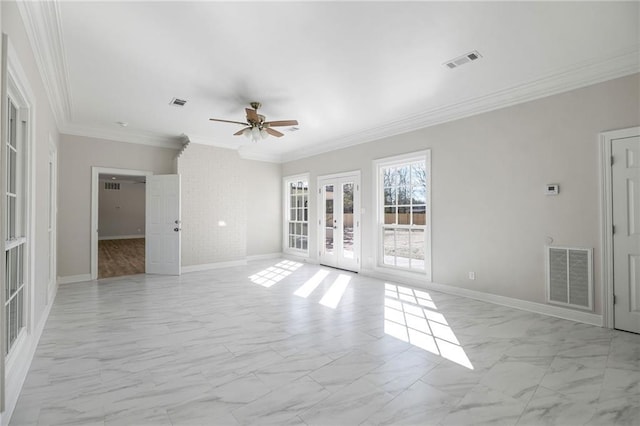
[58,134,177,277]
[282,73,640,316]
[98,180,145,238]
[178,143,281,267]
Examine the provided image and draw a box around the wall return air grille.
[546,246,593,311]
[104,182,120,190]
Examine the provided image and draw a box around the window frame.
[2,39,35,367]
[283,173,310,257]
[374,150,432,280]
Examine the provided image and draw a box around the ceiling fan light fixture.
[251,127,261,141]
[210,102,297,142]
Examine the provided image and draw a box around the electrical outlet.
[468,271,476,280]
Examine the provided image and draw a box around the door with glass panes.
[318,173,360,271]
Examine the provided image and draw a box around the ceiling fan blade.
[233,127,250,136]
[265,128,284,137]
[264,120,298,127]
[209,118,249,126]
[245,108,259,122]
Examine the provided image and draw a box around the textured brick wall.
[178,144,248,266]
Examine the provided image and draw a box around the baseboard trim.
[182,260,248,273]
[246,252,282,261]
[282,253,319,264]
[360,268,603,327]
[57,274,92,285]
[98,234,144,241]
[3,280,58,426]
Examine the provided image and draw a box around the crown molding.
[16,0,72,128]
[281,47,640,163]
[60,124,183,150]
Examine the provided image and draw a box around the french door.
[318,172,360,272]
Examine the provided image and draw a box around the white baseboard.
[98,234,144,241]
[361,268,603,327]
[3,280,58,426]
[47,278,57,305]
[57,274,92,285]
[246,252,282,261]
[183,253,294,273]
[182,260,248,273]
[282,253,319,264]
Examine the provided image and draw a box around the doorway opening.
[90,167,152,280]
[98,174,147,278]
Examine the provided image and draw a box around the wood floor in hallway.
[98,238,145,278]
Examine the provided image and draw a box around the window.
[376,151,431,276]
[5,93,27,355]
[284,175,309,255]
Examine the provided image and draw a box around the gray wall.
[98,181,146,238]
[58,134,177,277]
[282,73,640,315]
[178,143,281,266]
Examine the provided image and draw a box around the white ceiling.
[21,1,640,162]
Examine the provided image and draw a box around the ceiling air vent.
[444,50,482,69]
[169,97,187,107]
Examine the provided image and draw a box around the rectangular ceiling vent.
[169,97,187,107]
[444,50,482,69]
[546,246,593,311]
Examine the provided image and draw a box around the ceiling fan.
[209,102,298,141]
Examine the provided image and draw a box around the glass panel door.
[324,184,334,255]
[318,174,360,271]
[342,183,354,259]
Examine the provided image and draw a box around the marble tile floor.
[10,259,640,426]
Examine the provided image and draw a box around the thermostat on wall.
[545,184,559,195]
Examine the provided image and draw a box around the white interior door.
[146,174,181,275]
[318,173,360,271]
[613,135,640,333]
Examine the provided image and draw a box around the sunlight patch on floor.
[295,269,330,298]
[249,260,303,287]
[384,283,473,369]
[319,274,351,309]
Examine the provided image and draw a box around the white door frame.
[599,126,640,329]
[317,170,361,271]
[90,167,152,280]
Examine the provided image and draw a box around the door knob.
[174,227,180,232]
